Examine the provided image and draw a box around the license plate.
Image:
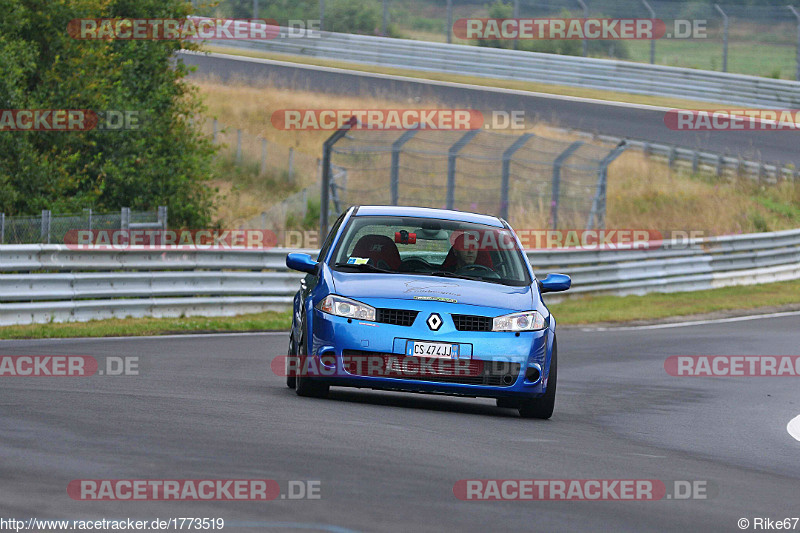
[408,341,457,359]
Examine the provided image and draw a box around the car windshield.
[330,215,531,286]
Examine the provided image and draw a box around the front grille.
[376,308,419,326]
[452,314,493,332]
[342,350,520,387]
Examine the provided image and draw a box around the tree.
[0,0,216,226]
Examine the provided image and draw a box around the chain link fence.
[319,125,627,234]
[0,208,166,245]
[198,0,800,80]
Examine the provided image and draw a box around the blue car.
[285,206,571,419]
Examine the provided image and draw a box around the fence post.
[641,0,655,64]
[588,141,627,230]
[513,0,520,50]
[714,4,728,72]
[0,213,4,245]
[551,141,584,230]
[789,6,800,81]
[319,0,325,31]
[158,206,168,230]
[261,138,268,176]
[41,210,51,244]
[390,129,418,205]
[576,0,588,57]
[446,0,452,43]
[253,0,258,18]
[500,133,533,220]
[212,118,218,144]
[288,147,295,183]
[320,116,357,237]
[121,207,130,230]
[446,130,480,210]
[236,129,243,163]
[382,0,389,36]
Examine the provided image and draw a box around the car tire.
[295,335,329,399]
[518,336,557,420]
[496,398,519,408]
[286,337,296,389]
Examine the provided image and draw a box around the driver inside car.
[441,232,494,273]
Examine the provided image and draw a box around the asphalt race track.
[2,314,799,532]
[182,51,800,166]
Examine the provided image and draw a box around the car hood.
[329,271,534,311]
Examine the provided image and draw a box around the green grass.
[549,278,800,325]
[2,279,800,339]
[625,39,796,79]
[0,311,291,340]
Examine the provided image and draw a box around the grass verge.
[2,280,799,339]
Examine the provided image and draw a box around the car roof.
[352,205,505,228]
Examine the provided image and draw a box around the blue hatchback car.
[285,206,571,419]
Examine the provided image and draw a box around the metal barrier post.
[236,129,243,163]
[288,147,295,183]
[261,138,267,175]
[319,0,325,31]
[577,0,588,57]
[41,210,51,244]
[513,0,520,50]
[382,0,389,36]
[253,0,258,18]
[446,130,480,210]
[158,206,168,230]
[551,141,584,230]
[0,213,4,244]
[446,0,452,43]
[500,133,533,220]
[390,129,418,205]
[320,116,357,237]
[790,6,800,81]
[121,207,130,230]
[715,4,728,72]
[588,141,627,230]
[641,0,656,64]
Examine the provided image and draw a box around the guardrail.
[208,24,800,109]
[1,228,799,326]
[553,129,800,183]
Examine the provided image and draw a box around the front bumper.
[307,302,552,399]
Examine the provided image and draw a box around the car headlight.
[492,311,546,332]
[316,295,376,321]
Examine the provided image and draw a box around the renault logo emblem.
[427,313,442,331]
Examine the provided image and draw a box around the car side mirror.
[286,253,319,274]
[539,273,571,293]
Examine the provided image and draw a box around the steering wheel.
[456,264,500,278]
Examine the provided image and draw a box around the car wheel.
[286,336,296,389]
[295,335,330,399]
[518,336,557,420]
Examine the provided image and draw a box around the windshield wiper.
[428,270,482,281]
[334,262,396,274]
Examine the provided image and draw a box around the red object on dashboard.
[395,231,416,244]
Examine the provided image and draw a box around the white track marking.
[788,415,800,442]
[581,310,800,331]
